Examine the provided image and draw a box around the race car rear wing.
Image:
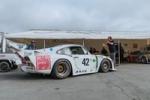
[1,33,27,53]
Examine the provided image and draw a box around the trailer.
[0,53,21,72]
[0,33,22,72]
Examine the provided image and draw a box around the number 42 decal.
[82,58,89,66]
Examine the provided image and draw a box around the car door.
[69,46,97,75]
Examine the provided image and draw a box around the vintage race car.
[17,44,116,79]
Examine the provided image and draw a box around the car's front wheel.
[51,59,72,79]
[99,59,111,73]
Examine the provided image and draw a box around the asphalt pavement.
[0,64,150,100]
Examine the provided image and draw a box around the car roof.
[24,44,85,54]
[51,44,84,50]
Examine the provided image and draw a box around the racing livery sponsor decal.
[75,70,87,73]
[36,55,51,70]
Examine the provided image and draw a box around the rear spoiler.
[0,32,27,53]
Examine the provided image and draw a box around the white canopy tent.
[1,30,150,54]
[1,30,150,65]
[4,30,150,39]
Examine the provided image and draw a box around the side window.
[57,48,71,55]
[70,47,85,55]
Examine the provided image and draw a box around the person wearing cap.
[26,40,37,50]
[107,36,116,66]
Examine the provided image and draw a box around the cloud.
[0,0,150,32]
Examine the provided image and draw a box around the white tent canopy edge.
[5,30,150,39]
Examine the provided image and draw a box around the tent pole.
[1,32,6,53]
[118,40,120,65]
[147,38,150,45]
[82,39,85,46]
[44,40,46,49]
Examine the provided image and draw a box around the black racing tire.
[51,59,72,79]
[0,61,11,72]
[99,59,111,73]
[141,57,147,64]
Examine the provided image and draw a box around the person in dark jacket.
[107,36,116,66]
[26,40,37,50]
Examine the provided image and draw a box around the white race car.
[17,44,116,79]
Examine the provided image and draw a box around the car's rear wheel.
[51,59,71,79]
[141,57,147,64]
[0,61,11,72]
[99,59,111,73]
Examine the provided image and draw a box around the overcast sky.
[0,0,150,33]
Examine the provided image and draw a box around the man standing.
[107,36,116,66]
[26,40,37,50]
